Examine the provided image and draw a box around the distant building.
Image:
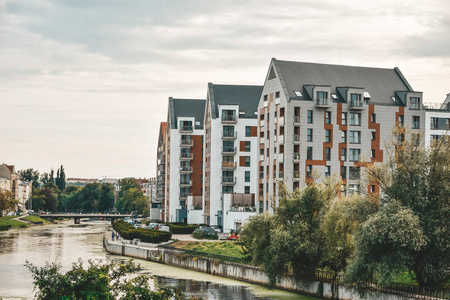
[424,94,450,148]
[0,164,32,212]
[66,178,99,186]
[156,122,167,221]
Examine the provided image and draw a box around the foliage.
[18,168,40,189]
[25,259,191,300]
[349,131,450,288]
[116,179,149,215]
[65,183,115,213]
[191,227,218,240]
[99,183,115,212]
[0,215,27,229]
[55,165,66,192]
[113,221,172,243]
[21,215,49,224]
[179,241,245,258]
[169,224,199,234]
[32,182,60,212]
[118,178,140,199]
[0,189,18,217]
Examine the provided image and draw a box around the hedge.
[169,224,200,234]
[113,221,171,243]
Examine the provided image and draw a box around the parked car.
[159,225,170,232]
[134,223,143,229]
[227,233,239,240]
[211,226,221,233]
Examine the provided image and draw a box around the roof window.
[294,90,302,97]
[331,93,338,100]
[364,92,371,99]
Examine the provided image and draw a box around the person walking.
[112,230,115,241]
[116,231,119,241]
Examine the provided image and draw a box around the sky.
[1,0,450,179]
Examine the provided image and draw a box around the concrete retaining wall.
[103,236,414,300]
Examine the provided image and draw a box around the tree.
[25,259,190,300]
[0,190,17,217]
[347,131,450,288]
[18,169,40,189]
[116,179,148,214]
[98,183,115,212]
[118,178,140,198]
[55,165,66,192]
[77,183,101,212]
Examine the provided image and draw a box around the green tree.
[55,165,66,192]
[347,132,450,288]
[118,178,140,198]
[78,183,101,212]
[116,179,148,214]
[0,190,17,217]
[25,259,190,300]
[98,183,115,212]
[18,168,40,189]
[34,182,61,212]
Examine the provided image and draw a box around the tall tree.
[0,190,17,217]
[55,165,66,192]
[34,182,60,212]
[18,169,40,189]
[98,183,115,212]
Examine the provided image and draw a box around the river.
[0,220,318,299]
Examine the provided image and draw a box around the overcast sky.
[1,0,450,179]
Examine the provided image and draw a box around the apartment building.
[0,164,32,211]
[258,59,425,213]
[156,122,167,221]
[165,98,205,223]
[201,83,262,231]
[425,94,450,148]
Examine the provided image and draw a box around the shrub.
[113,221,171,243]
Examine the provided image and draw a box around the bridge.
[37,213,133,224]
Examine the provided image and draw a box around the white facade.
[222,193,257,233]
[424,96,450,148]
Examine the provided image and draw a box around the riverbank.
[0,215,51,231]
[105,233,425,300]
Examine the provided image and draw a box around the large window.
[307,128,313,142]
[325,129,331,143]
[349,149,361,162]
[222,140,235,152]
[410,97,420,110]
[223,125,235,138]
[342,112,347,125]
[350,93,362,107]
[349,113,361,126]
[412,116,420,129]
[245,126,251,137]
[349,167,360,180]
[341,148,347,161]
[398,115,404,127]
[244,141,251,152]
[245,171,250,182]
[325,111,332,124]
[307,147,313,160]
[325,147,331,161]
[222,110,236,121]
[349,131,361,144]
[307,110,313,124]
[244,156,251,167]
[341,166,347,180]
[341,131,347,143]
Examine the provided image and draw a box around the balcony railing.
[189,205,203,210]
[180,180,193,187]
[293,153,300,160]
[221,162,237,169]
[180,153,193,160]
[278,171,284,178]
[179,125,193,132]
[316,98,332,107]
[293,171,300,180]
[180,139,194,147]
[228,206,257,212]
[180,166,193,173]
[350,100,366,109]
[278,116,285,125]
[221,115,237,123]
[221,176,236,185]
[222,131,237,139]
[222,147,237,155]
[294,116,301,124]
[293,134,301,143]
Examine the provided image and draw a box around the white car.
[134,224,143,229]
[159,225,170,232]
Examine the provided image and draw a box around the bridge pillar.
[74,218,80,224]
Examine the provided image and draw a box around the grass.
[178,241,245,258]
[0,215,28,228]
[21,215,49,224]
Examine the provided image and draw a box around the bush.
[113,221,171,243]
[192,227,218,240]
[0,225,10,231]
[170,224,199,234]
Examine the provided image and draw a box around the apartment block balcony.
[260,120,265,127]
[180,153,193,160]
[293,152,301,161]
[157,158,165,165]
[293,171,301,181]
[221,115,237,124]
[180,180,193,187]
[263,101,268,108]
[278,171,284,179]
[179,192,190,199]
[349,100,367,110]
[260,137,265,144]
[157,170,165,177]
[222,131,237,140]
[221,162,237,170]
[316,98,332,108]
[179,125,193,133]
[221,176,236,185]
[222,147,237,155]
[189,205,203,210]
[180,139,194,147]
[293,134,301,144]
[179,166,193,173]
[278,116,285,125]
[278,135,284,143]
[228,206,256,212]
[157,164,165,172]
[294,116,301,125]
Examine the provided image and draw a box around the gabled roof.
[208,83,263,119]
[270,59,414,106]
[168,98,206,129]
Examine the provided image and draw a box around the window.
[342,112,347,125]
[410,97,420,110]
[223,125,235,138]
[245,141,251,152]
[245,126,251,137]
[267,113,269,122]
[325,166,331,178]
[349,166,360,180]
[307,147,313,160]
[307,128,313,142]
[306,165,312,178]
[349,113,361,125]
[222,110,236,122]
[350,93,362,107]
[223,141,235,152]
[275,91,280,99]
[244,171,250,182]
[398,115,404,127]
[325,148,331,161]
[371,114,376,123]
[341,131,347,143]
[348,184,360,194]
[341,166,347,180]
[260,131,264,138]
[325,111,332,124]
[341,148,347,161]
[371,149,376,159]
[349,149,361,162]
[245,186,250,194]
[294,90,302,97]
[370,185,376,193]
[371,131,376,140]
[325,129,331,143]
[244,156,250,167]
[349,131,361,144]
[412,116,420,129]
[307,110,313,124]
[263,95,268,101]
[317,91,328,105]
[430,118,438,130]
[222,186,234,194]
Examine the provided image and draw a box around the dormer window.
[410,97,420,110]
[294,90,302,97]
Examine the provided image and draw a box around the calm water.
[0,220,317,299]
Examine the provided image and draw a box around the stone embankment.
[103,234,435,300]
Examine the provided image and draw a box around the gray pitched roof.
[272,59,414,106]
[169,98,206,129]
[208,83,263,119]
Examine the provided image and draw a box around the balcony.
[222,162,237,170]
[228,206,256,212]
[316,98,332,108]
[157,170,165,176]
[157,158,165,165]
[293,153,301,161]
[180,180,193,187]
[222,131,237,140]
[180,153,193,160]
[180,139,194,147]
[293,134,301,144]
[278,171,284,179]
[260,120,265,127]
[278,116,285,125]
[294,116,301,125]
[349,100,367,110]
[263,101,268,108]
[222,147,237,155]
[179,125,193,133]
[221,176,236,185]
[221,115,237,124]
[189,205,203,210]
[180,166,193,173]
[293,171,301,181]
